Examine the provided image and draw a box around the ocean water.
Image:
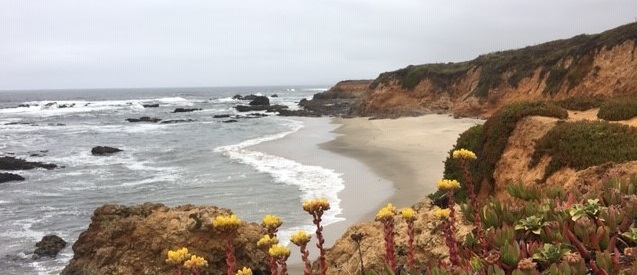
[0,86,343,274]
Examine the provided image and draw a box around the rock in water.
[0,156,57,170]
[33,235,67,259]
[172,108,202,113]
[0,172,25,183]
[248,96,269,106]
[61,203,268,275]
[91,146,123,156]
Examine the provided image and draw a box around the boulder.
[125,117,162,123]
[0,156,57,170]
[235,105,288,112]
[33,235,67,259]
[248,96,269,106]
[0,173,25,183]
[232,94,259,101]
[142,104,159,108]
[172,108,202,113]
[213,114,231,118]
[61,203,268,275]
[270,94,278,98]
[91,146,123,156]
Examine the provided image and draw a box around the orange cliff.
[314,22,637,119]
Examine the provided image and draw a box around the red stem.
[460,160,487,255]
[278,256,289,275]
[383,221,396,273]
[407,221,415,270]
[447,189,460,266]
[268,256,279,275]
[313,212,327,275]
[225,237,236,275]
[300,244,312,275]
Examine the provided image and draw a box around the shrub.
[597,97,637,121]
[530,120,637,180]
[554,96,604,111]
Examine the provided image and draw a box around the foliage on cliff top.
[554,96,605,111]
[597,97,637,121]
[531,120,637,180]
[370,22,637,96]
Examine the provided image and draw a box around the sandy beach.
[251,115,482,271]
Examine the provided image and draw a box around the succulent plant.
[531,243,570,266]
[568,199,603,221]
[515,215,546,235]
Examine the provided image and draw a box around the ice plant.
[290,230,312,275]
[401,207,417,270]
[452,148,487,254]
[262,214,283,237]
[183,255,208,275]
[257,234,279,275]
[303,198,330,275]
[269,244,291,275]
[376,203,397,272]
[213,214,242,275]
[437,178,461,266]
[236,267,253,275]
[166,247,191,275]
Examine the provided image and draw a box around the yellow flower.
[212,214,241,231]
[437,179,461,191]
[268,244,291,258]
[183,255,208,269]
[303,198,330,214]
[261,214,282,231]
[290,230,311,246]
[452,148,477,160]
[166,247,191,265]
[257,234,279,249]
[236,267,253,275]
[375,203,396,221]
[401,207,416,221]
[434,208,451,219]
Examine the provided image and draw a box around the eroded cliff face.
[355,40,637,118]
[61,203,267,275]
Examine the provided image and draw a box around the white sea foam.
[214,119,346,229]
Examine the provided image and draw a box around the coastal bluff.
[61,203,267,275]
[303,22,637,118]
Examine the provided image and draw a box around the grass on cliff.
[433,101,568,202]
[597,97,637,121]
[554,96,604,111]
[530,120,637,180]
[370,22,637,97]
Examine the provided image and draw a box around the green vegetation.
[530,121,637,180]
[554,96,604,111]
[369,22,637,97]
[597,97,637,121]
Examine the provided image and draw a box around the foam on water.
[214,119,346,231]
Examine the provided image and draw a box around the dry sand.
[251,115,482,272]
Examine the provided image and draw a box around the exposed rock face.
[91,146,122,156]
[126,117,162,123]
[312,23,637,119]
[322,198,472,273]
[33,235,67,259]
[299,80,373,117]
[248,96,270,106]
[0,156,57,170]
[61,203,267,275]
[0,172,25,183]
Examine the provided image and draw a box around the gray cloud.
[1,0,635,90]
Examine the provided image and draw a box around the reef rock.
[33,235,67,259]
[0,156,57,170]
[91,146,123,156]
[61,203,268,275]
[0,172,25,183]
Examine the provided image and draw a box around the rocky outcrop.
[0,172,25,183]
[298,80,373,117]
[172,108,202,113]
[91,146,123,156]
[126,117,162,123]
[235,105,288,112]
[232,94,259,101]
[311,23,637,119]
[61,203,267,275]
[248,96,270,106]
[160,119,196,124]
[33,235,67,259]
[142,104,159,108]
[322,198,472,273]
[0,156,57,170]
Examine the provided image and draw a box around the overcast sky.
[1,1,635,90]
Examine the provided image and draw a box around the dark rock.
[91,146,123,156]
[232,94,259,100]
[222,120,238,123]
[43,102,57,108]
[172,108,202,113]
[126,117,162,123]
[235,105,288,112]
[33,235,66,259]
[0,173,25,183]
[0,156,57,170]
[248,96,270,106]
[159,119,195,124]
[58,103,75,108]
[18,104,30,108]
[271,94,278,97]
[142,104,159,108]
[4,122,31,125]
[277,109,321,117]
[213,114,231,118]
